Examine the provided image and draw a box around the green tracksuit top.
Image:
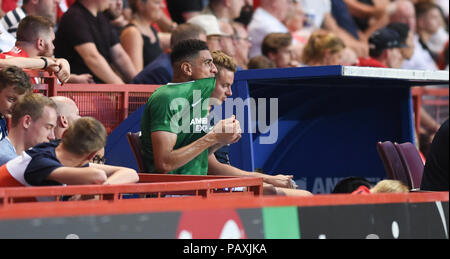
[141,77,216,175]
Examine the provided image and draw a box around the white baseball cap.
[187,15,225,37]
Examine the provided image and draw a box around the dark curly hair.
[170,39,209,65]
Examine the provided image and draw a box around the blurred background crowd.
[0,0,448,154]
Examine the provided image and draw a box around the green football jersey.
[141,77,216,175]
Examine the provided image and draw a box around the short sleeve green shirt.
[141,78,216,175]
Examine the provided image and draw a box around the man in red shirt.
[358,27,407,68]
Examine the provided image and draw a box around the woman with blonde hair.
[121,0,165,71]
[301,30,347,66]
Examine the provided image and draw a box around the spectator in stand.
[435,0,449,19]
[299,0,369,57]
[0,93,57,165]
[0,0,60,52]
[248,0,291,58]
[421,119,449,191]
[235,0,254,26]
[4,15,88,84]
[262,33,298,68]
[437,40,448,70]
[390,0,438,71]
[284,1,314,64]
[341,47,359,66]
[1,0,59,37]
[0,20,16,52]
[12,15,55,58]
[370,180,409,193]
[1,0,18,17]
[57,0,76,21]
[231,22,252,69]
[358,27,406,68]
[0,66,33,141]
[0,117,139,189]
[140,39,218,175]
[389,0,443,152]
[131,23,207,85]
[343,0,394,41]
[187,14,226,53]
[416,2,449,60]
[55,0,138,84]
[333,178,409,194]
[1,49,58,69]
[247,55,275,69]
[387,22,415,62]
[203,0,245,22]
[0,54,71,87]
[104,0,128,38]
[165,0,205,24]
[120,0,164,72]
[50,96,80,139]
[301,30,346,66]
[298,0,330,32]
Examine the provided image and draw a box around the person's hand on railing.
[68,73,95,84]
[47,58,71,85]
[264,174,297,189]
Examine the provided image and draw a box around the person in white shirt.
[248,0,291,58]
[416,2,448,58]
[0,23,16,53]
[389,0,438,71]
[298,0,332,31]
[0,94,57,166]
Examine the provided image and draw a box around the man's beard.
[39,45,53,58]
[103,9,121,21]
[234,4,254,26]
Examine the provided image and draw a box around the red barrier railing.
[0,174,263,207]
[51,84,160,133]
[412,87,449,132]
[0,188,446,220]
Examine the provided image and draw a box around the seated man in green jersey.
[140,39,311,196]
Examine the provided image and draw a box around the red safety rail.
[50,84,160,133]
[412,87,449,132]
[1,70,159,133]
[27,73,161,134]
[0,174,263,207]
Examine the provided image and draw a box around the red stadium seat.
[126,132,146,173]
[376,141,413,189]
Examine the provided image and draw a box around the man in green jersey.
[141,39,240,175]
[141,40,311,196]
